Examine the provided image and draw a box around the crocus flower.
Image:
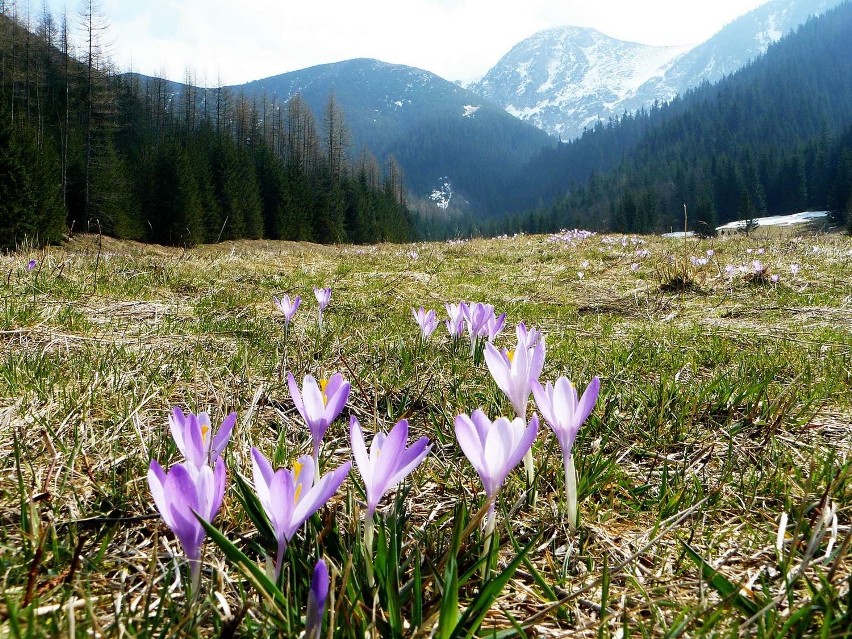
[462,302,493,339]
[533,376,599,529]
[454,410,539,508]
[305,559,329,639]
[288,372,350,465]
[148,458,226,590]
[169,407,236,469]
[350,416,430,518]
[484,339,545,420]
[445,302,465,338]
[27,259,37,271]
[516,322,542,350]
[314,286,331,310]
[412,307,439,341]
[251,449,351,577]
[314,287,331,330]
[485,336,546,487]
[350,416,430,586]
[790,263,800,276]
[273,294,301,328]
[454,410,539,568]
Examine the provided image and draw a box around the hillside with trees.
[0,3,413,250]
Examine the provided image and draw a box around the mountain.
[470,0,846,140]
[230,59,552,212]
[479,1,852,237]
[468,27,687,140]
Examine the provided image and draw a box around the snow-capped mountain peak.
[470,0,846,139]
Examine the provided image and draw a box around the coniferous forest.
[3,2,852,249]
[0,4,413,250]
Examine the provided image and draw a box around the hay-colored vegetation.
[1,230,849,637]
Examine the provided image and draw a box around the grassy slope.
[1,230,849,637]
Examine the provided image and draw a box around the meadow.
[1,229,850,637]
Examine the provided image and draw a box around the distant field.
[1,230,849,637]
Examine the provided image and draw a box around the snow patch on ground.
[462,105,480,118]
[716,211,828,231]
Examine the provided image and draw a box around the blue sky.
[38,0,768,85]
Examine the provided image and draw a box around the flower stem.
[364,515,375,587]
[481,500,497,578]
[564,453,578,531]
[189,557,202,600]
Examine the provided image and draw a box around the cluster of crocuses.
[411,307,601,547]
[147,372,432,626]
[273,285,332,334]
[149,304,601,627]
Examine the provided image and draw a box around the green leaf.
[438,504,466,639]
[452,533,540,639]
[233,471,275,549]
[196,515,288,623]
[679,540,761,616]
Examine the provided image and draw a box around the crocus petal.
[531,380,557,428]
[484,342,512,396]
[349,416,371,482]
[148,460,175,530]
[575,377,600,429]
[209,457,227,521]
[323,379,350,423]
[287,462,351,540]
[366,420,409,509]
[387,436,431,488]
[454,413,488,481]
[301,376,326,422]
[210,412,237,462]
[287,373,307,420]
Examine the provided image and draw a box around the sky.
[38,0,770,86]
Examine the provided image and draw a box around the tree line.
[0,1,413,250]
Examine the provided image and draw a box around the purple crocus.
[445,302,465,338]
[532,376,600,529]
[351,416,430,585]
[515,322,542,350]
[148,458,226,591]
[314,287,332,331]
[462,302,501,355]
[349,416,431,518]
[305,559,329,639]
[412,307,439,341]
[273,294,301,329]
[454,410,539,508]
[484,337,546,486]
[287,372,350,465]
[27,259,37,271]
[251,448,351,577]
[455,410,538,567]
[484,338,546,420]
[169,407,236,469]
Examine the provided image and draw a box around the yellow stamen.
[293,459,304,503]
[320,378,329,406]
[201,423,210,442]
[507,350,515,364]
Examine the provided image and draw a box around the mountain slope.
[492,1,852,234]
[231,59,553,211]
[471,0,845,140]
[469,27,686,140]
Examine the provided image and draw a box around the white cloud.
[42,0,768,84]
